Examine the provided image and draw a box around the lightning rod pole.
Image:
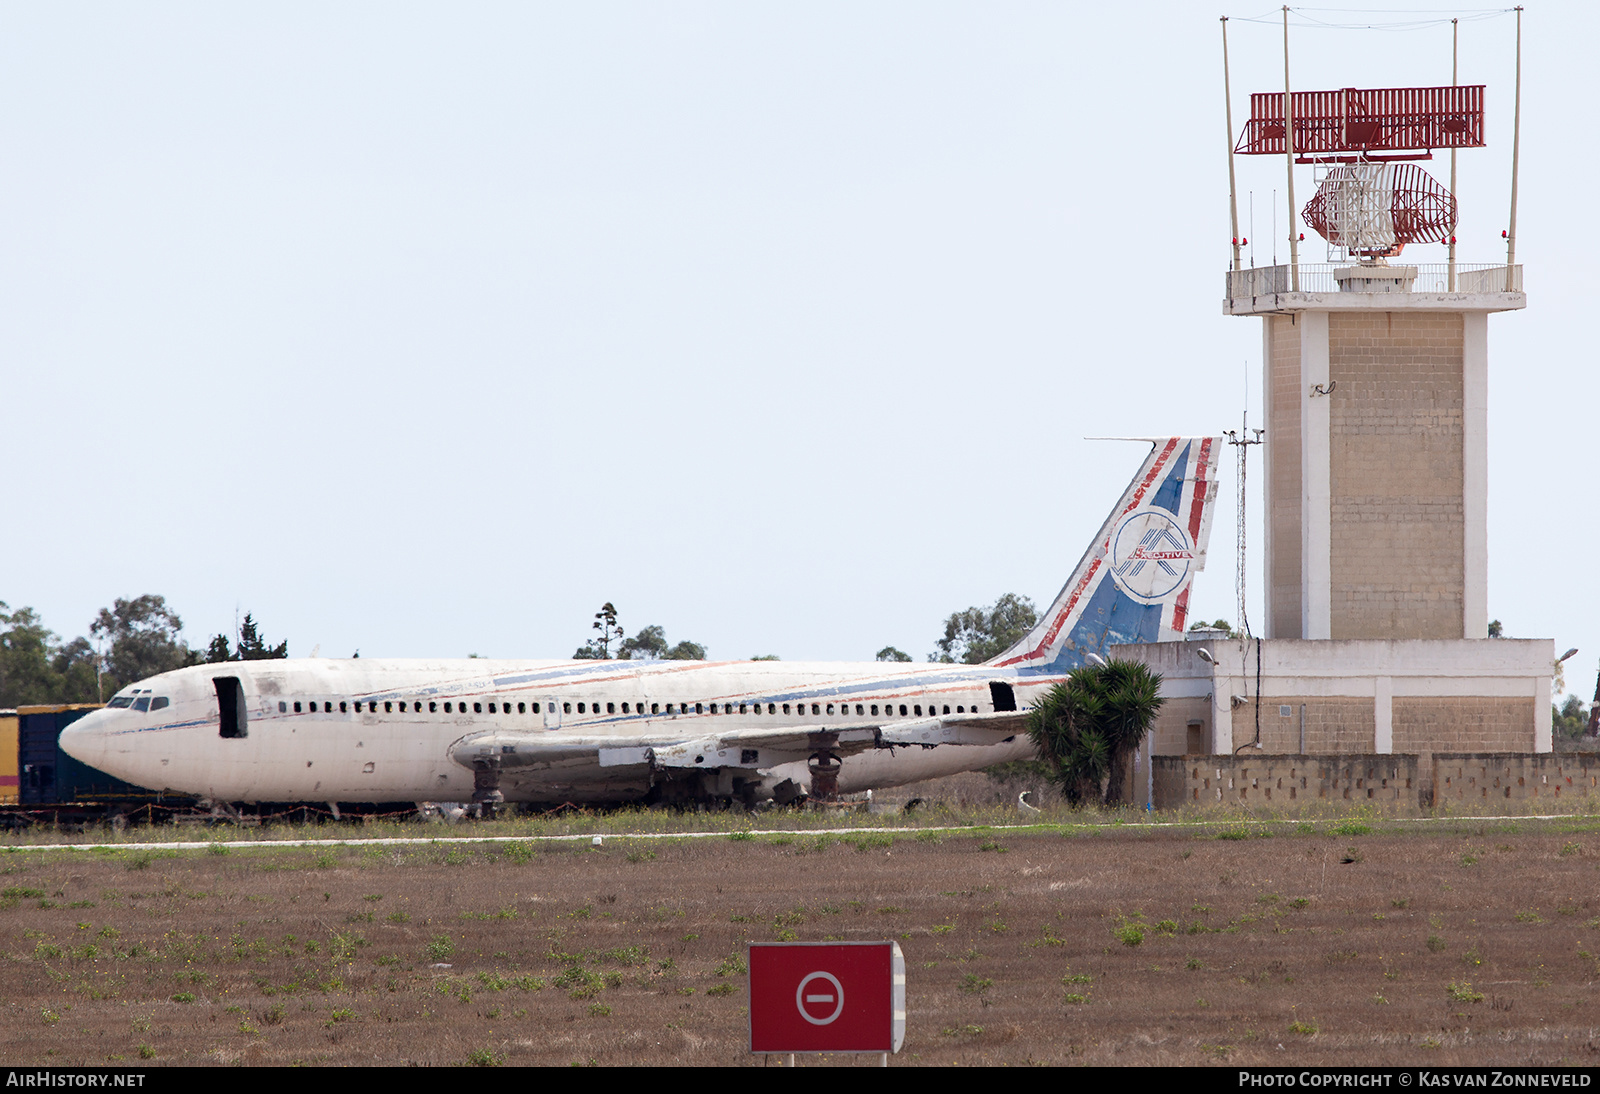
[1506,6,1522,291]
[1224,17,1241,273]
[1448,19,1458,292]
[1283,6,1299,290]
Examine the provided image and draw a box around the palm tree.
[1028,659,1164,807]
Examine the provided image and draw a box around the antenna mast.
[1225,414,1264,638]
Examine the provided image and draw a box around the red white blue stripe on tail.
[987,437,1221,676]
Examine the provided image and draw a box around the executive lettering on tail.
[989,436,1221,675]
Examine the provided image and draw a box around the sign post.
[748,941,905,1063]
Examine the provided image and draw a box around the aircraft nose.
[58,711,109,769]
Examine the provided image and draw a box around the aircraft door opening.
[215,676,248,738]
[988,681,1017,713]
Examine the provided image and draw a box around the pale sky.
[3,3,1591,691]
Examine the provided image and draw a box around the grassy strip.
[0,802,1597,854]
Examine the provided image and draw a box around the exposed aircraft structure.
[60,438,1219,810]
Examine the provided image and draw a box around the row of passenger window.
[279,699,539,715]
[276,699,981,718]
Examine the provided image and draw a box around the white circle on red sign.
[795,971,845,1025]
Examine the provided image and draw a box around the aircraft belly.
[496,757,652,805]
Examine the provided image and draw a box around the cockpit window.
[107,696,134,709]
[132,697,151,712]
[150,697,169,712]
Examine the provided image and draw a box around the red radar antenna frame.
[1235,85,1485,163]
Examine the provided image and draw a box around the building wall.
[1327,311,1465,639]
[1112,638,1551,760]
[1228,697,1376,753]
[1266,314,1303,640]
[1146,696,1212,756]
[1393,697,1538,756]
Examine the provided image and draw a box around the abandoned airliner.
[60,437,1220,810]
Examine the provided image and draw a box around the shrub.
[1028,660,1164,806]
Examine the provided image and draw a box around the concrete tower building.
[1118,74,1580,809]
[1234,268,1521,645]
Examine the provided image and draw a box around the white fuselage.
[60,657,1048,805]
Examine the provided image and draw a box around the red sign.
[748,942,905,1055]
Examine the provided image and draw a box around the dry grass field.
[0,813,1598,1068]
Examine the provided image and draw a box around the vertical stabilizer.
[988,437,1222,675]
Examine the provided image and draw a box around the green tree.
[0,604,72,706]
[1554,694,1589,739]
[49,637,102,704]
[931,593,1038,664]
[876,646,913,662]
[664,640,706,661]
[204,633,233,664]
[574,602,624,660]
[237,614,288,660]
[1188,619,1235,637]
[593,619,709,662]
[1,600,170,706]
[1029,659,1164,807]
[90,596,190,693]
[617,624,667,660]
[205,613,289,663]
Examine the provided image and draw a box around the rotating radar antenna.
[1232,79,1489,266]
[1303,162,1456,259]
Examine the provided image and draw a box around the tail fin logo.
[1109,510,1196,604]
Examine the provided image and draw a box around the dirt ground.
[0,821,1598,1067]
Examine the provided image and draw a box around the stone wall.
[1432,753,1600,806]
[1151,752,1598,810]
[1154,755,1418,809]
